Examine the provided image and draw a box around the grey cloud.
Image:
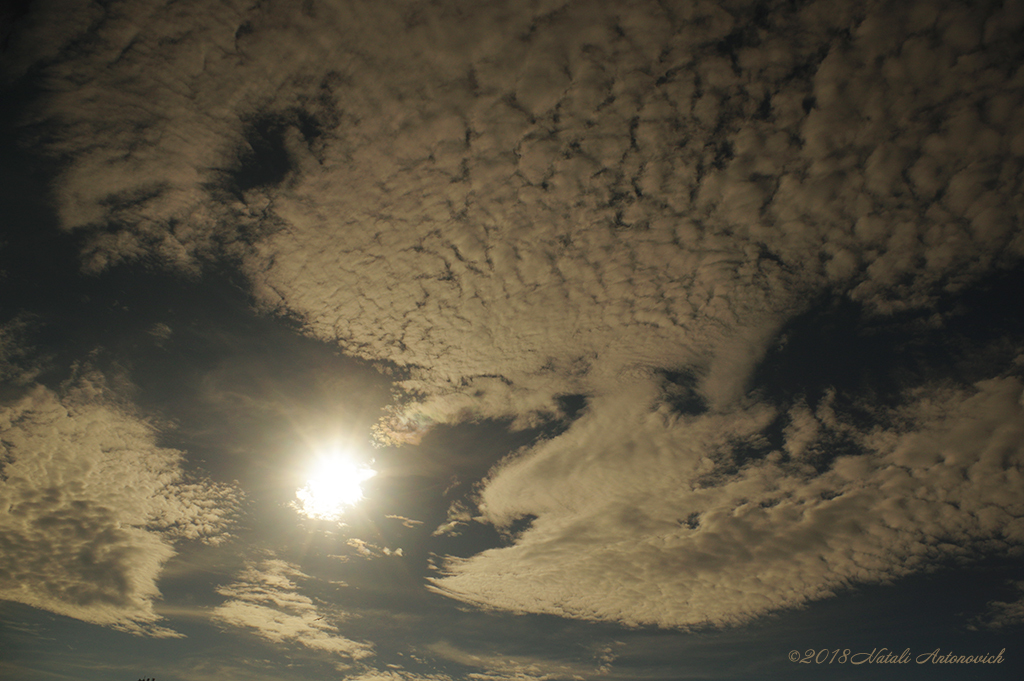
[973,581,1024,629]
[0,370,241,635]
[0,317,41,385]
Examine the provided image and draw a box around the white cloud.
[386,514,424,529]
[429,375,1024,628]
[212,558,373,659]
[433,500,474,538]
[0,371,240,635]
[344,537,403,559]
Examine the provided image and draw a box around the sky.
[1,0,1023,679]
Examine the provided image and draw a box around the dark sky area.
[1,0,1023,680]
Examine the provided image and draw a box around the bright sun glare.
[295,452,377,521]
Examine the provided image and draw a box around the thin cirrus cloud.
[6,0,1024,632]
[211,558,374,659]
[423,639,610,680]
[0,367,241,636]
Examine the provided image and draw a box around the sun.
[295,451,377,521]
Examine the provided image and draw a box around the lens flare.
[295,453,376,520]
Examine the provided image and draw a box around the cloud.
[973,581,1024,629]
[0,370,241,635]
[10,0,1024,632]
[345,537,404,559]
[344,671,453,681]
[428,374,1024,628]
[12,0,1022,426]
[342,647,592,681]
[0,316,42,385]
[433,500,474,537]
[386,514,425,529]
[212,558,374,659]
[425,640,604,681]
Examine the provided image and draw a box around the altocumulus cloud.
[0,369,241,635]
[7,0,1024,629]
[429,375,1024,627]
[13,0,1024,417]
